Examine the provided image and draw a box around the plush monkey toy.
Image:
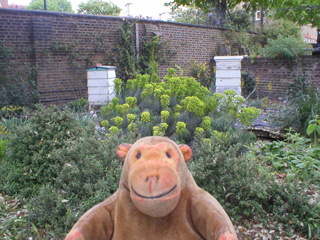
[66,136,237,240]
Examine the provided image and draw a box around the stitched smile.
[131,185,177,199]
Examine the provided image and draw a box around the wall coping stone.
[214,56,244,61]
[0,8,231,30]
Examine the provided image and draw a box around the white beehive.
[87,66,116,107]
[214,56,243,95]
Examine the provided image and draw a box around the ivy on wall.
[0,42,39,107]
[116,20,139,81]
[116,20,177,82]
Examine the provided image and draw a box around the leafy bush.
[100,71,260,144]
[261,36,311,59]
[277,75,320,134]
[0,105,24,119]
[0,105,84,197]
[0,197,36,239]
[67,98,88,112]
[262,19,302,41]
[241,71,256,99]
[0,105,141,238]
[239,107,261,127]
[28,134,132,237]
[188,60,214,89]
[190,136,320,238]
[226,9,252,30]
[307,115,320,143]
[1,104,318,239]
[0,139,8,160]
[247,130,320,183]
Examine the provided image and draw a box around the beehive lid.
[86,66,116,71]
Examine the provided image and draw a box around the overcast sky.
[8,0,173,20]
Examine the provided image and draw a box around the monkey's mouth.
[131,185,177,199]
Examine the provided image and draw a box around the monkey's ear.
[179,144,192,162]
[116,143,132,162]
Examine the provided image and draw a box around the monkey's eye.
[136,153,141,159]
[166,152,171,158]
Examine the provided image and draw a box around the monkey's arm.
[190,189,237,240]
[65,192,117,240]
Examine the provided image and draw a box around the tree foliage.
[169,0,320,27]
[26,0,74,13]
[168,0,238,26]
[262,19,302,40]
[171,5,214,25]
[272,1,320,28]
[78,0,121,16]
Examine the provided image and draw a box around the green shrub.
[28,134,127,234]
[176,121,186,135]
[188,60,214,88]
[263,19,302,40]
[67,98,88,112]
[241,71,256,99]
[0,105,24,119]
[126,97,137,107]
[160,110,170,122]
[307,115,320,143]
[1,103,318,239]
[277,75,320,134]
[101,69,258,143]
[160,94,170,109]
[0,70,39,108]
[261,36,311,59]
[141,111,151,123]
[111,116,123,128]
[248,130,320,184]
[115,103,130,116]
[109,126,119,134]
[239,107,261,127]
[126,113,136,123]
[219,90,245,116]
[0,139,8,160]
[0,105,84,197]
[0,109,141,238]
[181,96,205,116]
[101,120,109,128]
[190,136,320,238]
[114,78,123,95]
[0,197,35,239]
[31,132,140,238]
[99,70,260,143]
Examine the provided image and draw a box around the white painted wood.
[107,77,115,86]
[88,94,109,102]
[216,61,241,70]
[88,79,110,87]
[87,66,116,106]
[108,70,116,79]
[87,78,115,87]
[216,78,241,86]
[216,70,241,78]
[88,86,110,95]
[214,56,244,61]
[87,71,109,79]
[214,56,243,95]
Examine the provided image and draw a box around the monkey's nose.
[146,175,160,182]
[146,176,160,195]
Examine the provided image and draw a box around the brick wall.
[241,56,320,100]
[1,8,228,104]
[1,8,320,104]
